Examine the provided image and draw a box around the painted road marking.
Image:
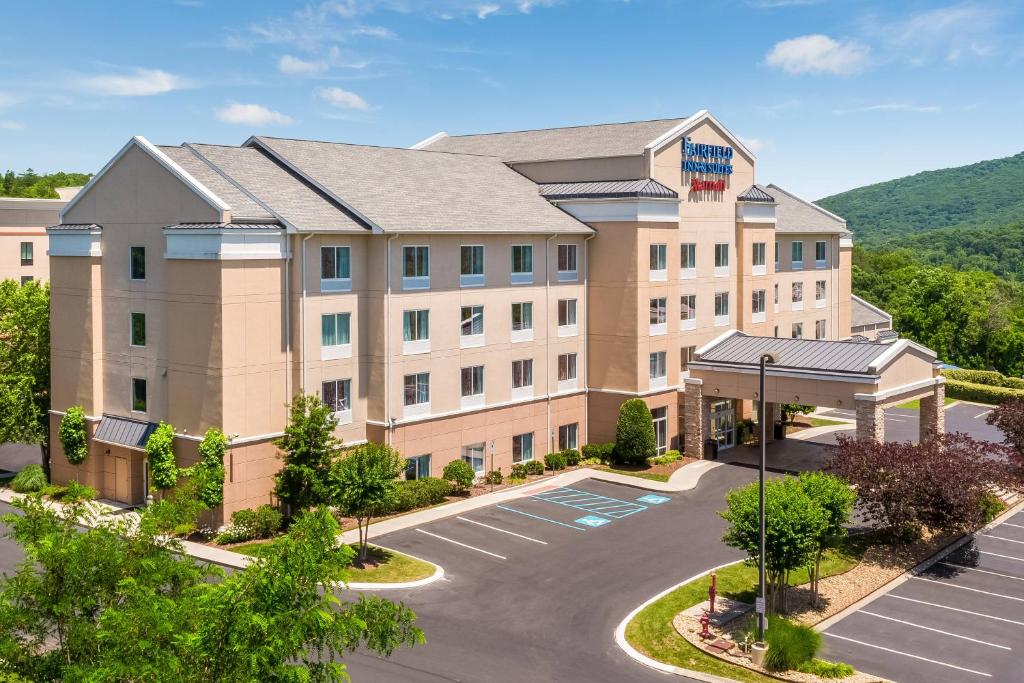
[532,487,648,518]
[974,409,993,420]
[978,550,1024,563]
[938,561,1024,582]
[456,516,547,545]
[575,515,610,528]
[415,529,507,560]
[495,504,585,531]
[912,576,1024,602]
[824,633,991,677]
[984,534,1024,545]
[886,595,1024,626]
[637,494,670,505]
[999,522,1024,529]
[857,610,1011,650]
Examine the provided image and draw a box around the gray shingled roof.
[737,184,775,203]
[850,294,893,328]
[164,222,283,230]
[93,414,157,450]
[539,179,678,200]
[766,184,849,235]
[158,146,274,221]
[419,117,690,162]
[47,223,101,231]
[250,137,593,234]
[696,333,892,375]
[185,144,366,233]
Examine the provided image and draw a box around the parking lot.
[814,401,1002,445]
[821,509,1024,682]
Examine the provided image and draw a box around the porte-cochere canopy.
[681,330,945,458]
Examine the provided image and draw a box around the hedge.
[944,369,1024,391]
[945,378,1024,405]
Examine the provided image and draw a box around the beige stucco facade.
[0,196,73,283]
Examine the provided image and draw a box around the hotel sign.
[682,136,734,176]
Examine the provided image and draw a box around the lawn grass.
[624,536,869,682]
[593,464,670,483]
[807,417,849,428]
[231,542,435,583]
[895,396,956,410]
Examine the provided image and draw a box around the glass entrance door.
[710,400,736,450]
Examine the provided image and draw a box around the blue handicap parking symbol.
[637,494,670,505]
[575,515,611,528]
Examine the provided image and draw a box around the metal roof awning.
[736,185,775,203]
[46,223,102,231]
[93,414,158,451]
[539,178,678,201]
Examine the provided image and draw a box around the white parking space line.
[858,610,1011,650]
[824,633,992,677]
[415,529,507,560]
[979,550,1024,563]
[999,522,1024,529]
[886,594,1024,626]
[974,409,993,420]
[985,534,1024,545]
[938,561,1024,582]
[911,576,1024,602]
[456,517,547,545]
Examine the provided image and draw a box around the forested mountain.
[0,169,92,198]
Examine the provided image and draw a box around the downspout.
[546,234,557,453]
[385,235,397,446]
[300,234,314,394]
[583,233,596,448]
[285,234,292,402]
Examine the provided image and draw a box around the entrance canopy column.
[854,400,885,442]
[919,378,946,443]
[683,378,707,459]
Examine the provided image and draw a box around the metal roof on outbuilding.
[696,332,893,375]
[539,179,678,200]
[93,414,158,450]
[737,184,775,203]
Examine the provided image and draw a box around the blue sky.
[1,0,1022,198]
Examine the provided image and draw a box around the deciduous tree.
[797,472,855,604]
[331,443,405,564]
[0,280,50,471]
[274,394,341,514]
[987,398,1024,466]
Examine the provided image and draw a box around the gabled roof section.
[159,145,273,221]
[416,117,693,162]
[766,183,849,235]
[737,184,775,203]
[695,331,893,375]
[851,294,893,328]
[539,179,678,201]
[247,136,593,234]
[60,136,230,221]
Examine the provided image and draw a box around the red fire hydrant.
[700,610,711,640]
[709,571,717,614]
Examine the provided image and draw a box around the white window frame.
[322,378,353,424]
[652,407,668,455]
[402,245,430,290]
[460,305,485,348]
[792,281,804,311]
[815,279,827,308]
[714,291,730,327]
[511,244,534,285]
[321,312,353,360]
[129,245,146,281]
[680,243,697,279]
[512,433,534,463]
[461,443,486,476]
[511,301,533,343]
[649,351,667,389]
[511,358,534,400]
[752,242,766,276]
[20,241,33,266]
[649,297,667,336]
[752,289,766,324]
[320,245,352,292]
[557,352,578,392]
[557,243,578,282]
[815,240,827,269]
[649,243,667,281]
[402,309,430,355]
[791,241,804,270]
[403,372,430,418]
[460,365,485,409]
[680,294,697,331]
[680,345,696,373]
[130,311,146,348]
[131,377,147,413]
[557,298,578,337]
[558,423,578,451]
[714,242,730,277]
[460,244,485,288]
[815,319,827,340]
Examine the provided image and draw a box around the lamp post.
[757,351,779,644]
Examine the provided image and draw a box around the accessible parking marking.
[494,504,586,531]
[456,516,547,545]
[531,487,648,519]
[637,494,670,505]
[824,633,992,677]
[574,515,611,528]
[415,528,507,560]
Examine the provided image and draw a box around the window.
[558,352,577,382]
[680,243,696,278]
[649,243,667,280]
[558,423,578,451]
[20,276,32,285]
[321,313,351,346]
[405,454,431,480]
[321,246,351,291]
[403,373,430,406]
[649,297,667,335]
[460,245,484,287]
[774,325,779,337]
[792,282,804,310]
[652,407,668,455]
[512,359,533,389]
[402,246,429,289]
[131,377,147,412]
[815,240,827,268]
[403,310,429,354]
[461,365,484,397]
[461,443,485,475]
[512,433,534,463]
[460,305,484,337]
[557,244,578,280]
[19,242,32,266]
[752,242,766,268]
[815,319,827,340]
[751,290,766,322]
[511,244,533,284]
[774,283,780,312]
[815,280,826,308]
[714,291,729,325]
[649,351,667,388]
[791,241,804,269]
[511,302,533,342]
[322,379,352,415]
[792,322,803,339]
[714,243,729,275]
[558,299,577,327]
[680,294,697,331]
[130,246,146,280]
[774,241,779,268]
[680,345,696,372]
[130,312,146,347]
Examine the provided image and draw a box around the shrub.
[561,449,581,467]
[11,465,46,493]
[945,368,1024,390]
[443,459,476,494]
[987,397,1024,462]
[796,659,854,678]
[614,399,657,465]
[395,477,450,511]
[980,493,1005,524]
[780,404,815,424]
[55,480,96,503]
[507,476,526,486]
[191,428,227,508]
[145,422,178,491]
[544,452,566,471]
[525,460,545,476]
[484,469,503,485]
[764,616,821,671]
[945,378,1024,405]
[582,442,614,463]
[580,457,602,466]
[510,463,528,479]
[649,450,681,466]
[216,504,282,544]
[59,406,88,465]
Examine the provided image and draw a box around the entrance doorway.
[710,399,736,450]
[114,456,130,503]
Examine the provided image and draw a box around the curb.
[345,550,445,591]
[612,559,745,682]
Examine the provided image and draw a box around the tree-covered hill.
[1,169,92,199]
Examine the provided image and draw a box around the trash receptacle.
[773,421,786,440]
[704,438,719,460]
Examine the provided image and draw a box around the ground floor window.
[461,443,485,474]
[131,377,147,412]
[652,407,668,455]
[405,454,431,480]
[558,423,578,451]
[512,433,534,463]
[322,378,351,413]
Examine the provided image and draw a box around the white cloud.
[0,121,25,130]
[78,68,190,96]
[749,0,823,6]
[352,25,396,38]
[739,137,775,154]
[765,34,870,76]
[279,55,329,75]
[215,102,294,126]
[0,92,26,108]
[833,102,941,115]
[476,4,499,18]
[317,86,370,110]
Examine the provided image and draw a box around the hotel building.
[0,188,80,284]
[48,110,941,520]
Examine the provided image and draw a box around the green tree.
[442,459,475,494]
[613,398,657,465]
[797,472,856,605]
[0,280,50,471]
[58,406,88,465]
[330,443,405,564]
[145,422,178,491]
[182,428,227,508]
[274,394,340,514]
[720,477,828,613]
[779,404,815,425]
[0,493,422,682]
